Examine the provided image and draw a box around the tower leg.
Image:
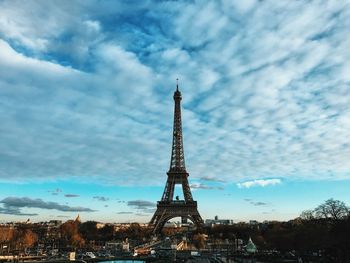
[150,204,203,234]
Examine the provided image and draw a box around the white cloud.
[0,40,76,76]
[237,179,282,188]
[0,0,350,186]
[190,183,224,191]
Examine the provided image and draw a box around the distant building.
[96,223,105,229]
[164,221,177,228]
[48,220,62,226]
[245,237,257,253]
[249,220,258,225]
[205,215,233,226]
[122,242,130,252]
[113,222,148,231]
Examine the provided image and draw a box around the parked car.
[85,252,96,259]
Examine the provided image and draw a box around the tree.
[98,224,115,241]
[71,233,85,248]
[193,233,207,250]
[61,220,85,248]
[300,209,315,221]
[314,199,349,220]
[21,229,38,248]
[0,227,14,243]
[79,221,98,241]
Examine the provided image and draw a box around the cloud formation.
[127,200,156,209]
[199,176,226,183]
[0,197,96,214]
[244,199,270,206]
[190,183,224,190]
[238,179,282,188]
[0,0,350,187]
[127,200,156,214]
[0,206,38,216]
[93,196,109,202]
[48,188,62,196]
[117,211,133,215]
[64,194,80,198]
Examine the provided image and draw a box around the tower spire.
[170,79,186,172]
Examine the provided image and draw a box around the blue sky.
[0,0,350,223]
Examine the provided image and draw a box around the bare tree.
[21,229,38,248]
[300,209,315,221]
[314,199,349,220]
[0,227,14,243]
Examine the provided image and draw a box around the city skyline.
[1,0,350,223]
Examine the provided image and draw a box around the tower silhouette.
[149,81,203,234]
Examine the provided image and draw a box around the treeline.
[59,221,152,248]
[0,226,37,249]
[0,220,152,251]
[0,198,349,262]
[203,199,350,262]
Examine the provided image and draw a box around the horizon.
[1,0,350,223]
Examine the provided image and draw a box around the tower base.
[149,201,203,234]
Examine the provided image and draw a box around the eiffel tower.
[149,81,203,234]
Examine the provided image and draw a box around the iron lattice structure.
[149,83,203,234]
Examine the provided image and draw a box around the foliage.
[79,221,99,241]
[61,220,85,248]
[0,225,38,249]
[0,226,14,243]
[193,233,207,249]
[98,224,115,241]
[20,229,38,248]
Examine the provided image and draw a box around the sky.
[0,0,350,223]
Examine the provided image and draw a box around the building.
[245,237,257,253]
[205,215,233,226]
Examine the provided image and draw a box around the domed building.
[246,237,257,253]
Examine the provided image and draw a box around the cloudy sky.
[0,0,350,223]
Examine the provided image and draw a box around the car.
[191,251,200,257]
[85,252,96,259]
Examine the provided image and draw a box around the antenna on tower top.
[176,78,179,91]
